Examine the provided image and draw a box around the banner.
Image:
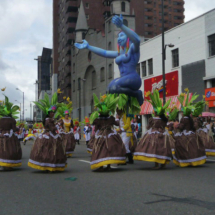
[144,71,178,99]
[205,88,215,101]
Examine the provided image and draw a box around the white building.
[114,8,215,133]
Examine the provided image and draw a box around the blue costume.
[75,15,143,105]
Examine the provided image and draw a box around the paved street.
[1,141,215,215]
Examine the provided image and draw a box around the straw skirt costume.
[28,118,67,171]
[0,117,22,167]
[173,117,206,167]
[90,116,126,170]
[133,117,172,164]
[194,119,215,157]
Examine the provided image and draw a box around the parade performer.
[173,89,206,167]
[84,117,91,145]
[89,94,126,171]
[0,95,22,170]
[55,102,75,158]
[133,90,173,169]
[87,118,99,154]
[75,14,143,106]
[73,119,80,145]
[165,107,179,154]
[23,124,36,144]
[28,92,67,172]
[192,100,215,156]
[17,121,25,142]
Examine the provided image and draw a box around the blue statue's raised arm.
[112,15,140,53]
[74,40,118,59]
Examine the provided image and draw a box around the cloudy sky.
[0,0,215,119]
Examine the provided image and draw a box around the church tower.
[75,0,88,43]
[110,0,130,16]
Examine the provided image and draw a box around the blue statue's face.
[118,32,127,47]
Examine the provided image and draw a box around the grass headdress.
[165,107,179,121]
[34,92,60,116]
[177,88,199,116]
[90,93,119,124]
[0,95,20,119]
[146,90,171,116]
[55,100,73,119]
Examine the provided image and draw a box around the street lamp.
[15,100,21,121]
[161,0,174,104]
[78,78,86,121]
[16,88,24,121]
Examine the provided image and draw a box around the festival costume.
[173,117,206,167]
[134,90,173,165]
[192,100,215,156]
[60,118,76,157]
[173,90,206,167]
[89,94,126,170]
[165,107,178,155]
[84,117,91,146]
[23,128,36,142]
[0,96,22,168]
[28,93,67,171]
[74,120,80,145]
[55,102,76,157]
[91,116,126,170]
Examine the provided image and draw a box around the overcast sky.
[0,0,215,119]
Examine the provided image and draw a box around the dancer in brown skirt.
[192,100,215,157]
[0,95,22,170]
[173,90,206,167]
[133,90,173,169]
[28,92,67,172]
[58,112,75,158]
[90,94,126,171]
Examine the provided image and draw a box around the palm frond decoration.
[33,92,60,115]
[146,90,171,116]
[177,89,199,116]
[0,95,20,119]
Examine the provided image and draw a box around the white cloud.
[184,0,215,22]
[0,0,52,120]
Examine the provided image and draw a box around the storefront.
[140,71,180,133]
[205,87,215,113]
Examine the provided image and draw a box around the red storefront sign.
[144,71,178,99]
[205,88,215,101]
[209,100,215,108]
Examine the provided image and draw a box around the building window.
[136,63,140,76]
[123,19,128,26]
[88,51,92,62]
[86,3,89,9]
[108,64,112,79]
[211,79,215,87]
[145,16,152,20]
[108,21,111,32]
[108,42,112,50]
[141,61,147,77]
[208,34,215,57]
[78,78,81,90]
[86,14,89,20]
[172,48,179,68]
[121,2,125,12]
[92,71,96,89]
[73,80,75,92]
[148,59,153,75]
[100,67,105,82]
[73,63,75,73]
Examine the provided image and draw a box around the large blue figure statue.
[75,15,143,105]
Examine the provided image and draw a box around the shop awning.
[140,94,192,115]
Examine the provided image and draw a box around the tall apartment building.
[36,47,52,99]
[53,0,185,101]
